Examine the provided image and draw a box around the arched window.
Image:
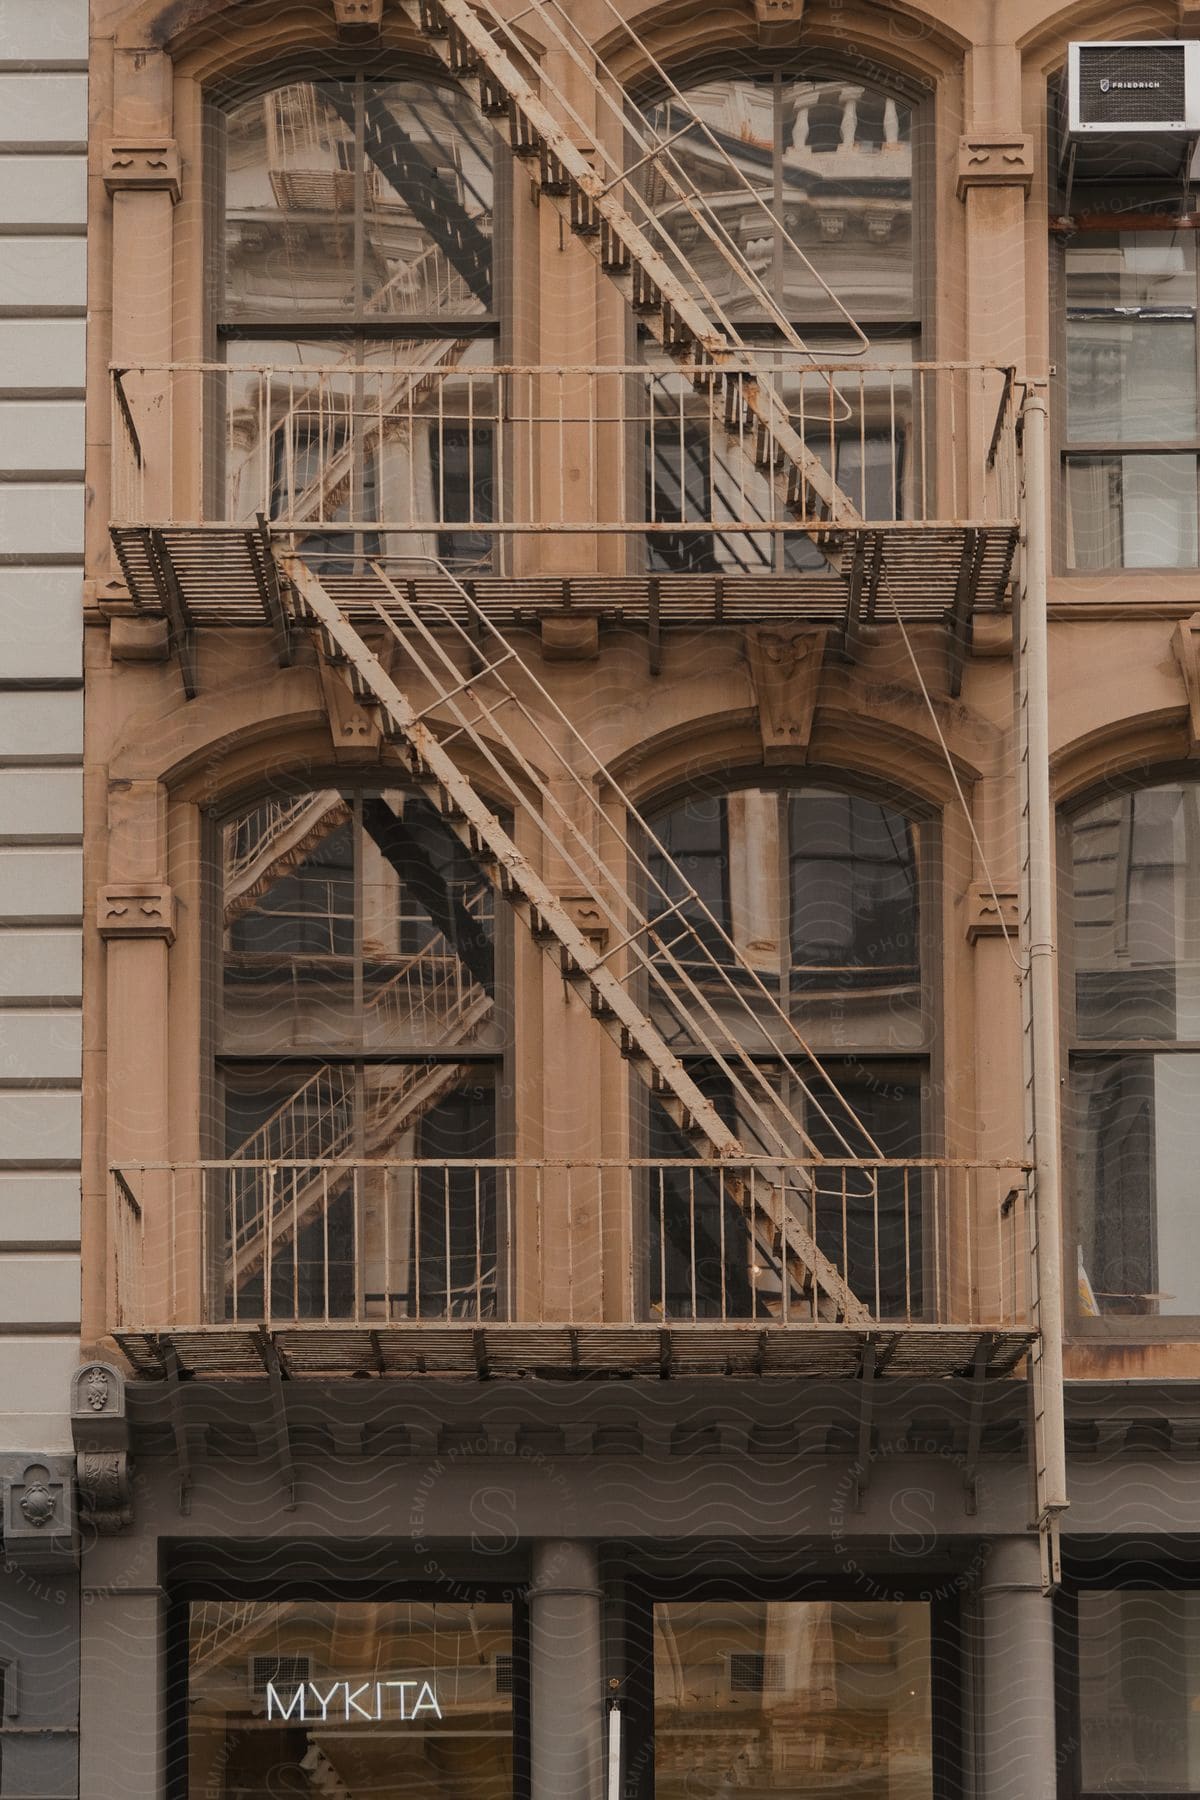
[211,68,502,572]
[213,786,508,1323]
[634,69,919,574]
[643,781,931,1319]
[1068,779,1200,1321]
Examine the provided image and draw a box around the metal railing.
[109,359,1020,569]
[110,1157,1031,1334]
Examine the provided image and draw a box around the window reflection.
[1078,1591,1200,1793]
[188,1600,514,1798]
[646,786,924,1051]
[223,79,493,322]
[1070,781,1200,1317]
[1063,227,1200,568]
[653,1600,932,1799]
[635,76,914,325]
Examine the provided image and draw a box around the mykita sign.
[266,1678,443,1723]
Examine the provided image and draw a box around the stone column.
[79,1583,167,1800]
[529,1539,604,1800]
[978,1535,1057,1800]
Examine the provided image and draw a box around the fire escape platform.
[110,523,1018,637]
[112,1321,1035,1383]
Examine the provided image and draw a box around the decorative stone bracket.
[334,0,384,36]
[72,1363,133,1538]
[103,139,182,203]
[745,626,828,763]
[957,135,1034,199]
[1172,612,1200,751]
[557,892,609,948]
[965,880,1019,944]
[97,883,176,944]
[753,0,803,46]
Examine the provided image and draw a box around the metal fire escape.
[105,0,1060,1565]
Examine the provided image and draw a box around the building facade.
[41,0,1200,1796]
[0,1,88,1795]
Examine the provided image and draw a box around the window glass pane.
[188,1599,514,1797]
[788,789,923,1046]
[222,80,493,323]
[363,80,493,317]
[1078,1591,1200,1792]
[653,1600,932,1797]
[220,1063,499,1322]
[648,1066,923,1320]
[223,793,356,1050]
[635,75,914,327]
[1066,233,1198,442]
[1065,452,1199,568]
[780,78,913,323]
[646,786,925,1053]
[223,339,500,571]
[224,82,358,322]
[220,790,498,1054]
[1071,1052,1200,1317]
[1071,782,1200,1041]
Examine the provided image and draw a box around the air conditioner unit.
[1063,42,1200,184]
[248,1652,312,1699]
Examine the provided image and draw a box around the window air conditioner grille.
[250,1654,311,1695]
[494,1653,514,1695]
[1077,44,1188,125]
[728,1652,785,1692]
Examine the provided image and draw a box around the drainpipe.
[1019,383,1068,1582]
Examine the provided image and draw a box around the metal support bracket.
[853,1339,876,1511]
[252,516,294,667]
[147,529,198,700]
[256,1328,297,1512]
[963,1334,994,1516]
[161,1341,193,1515]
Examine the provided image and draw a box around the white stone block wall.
[0,0,86,1453]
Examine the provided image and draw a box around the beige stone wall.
[81,0,1200,1381]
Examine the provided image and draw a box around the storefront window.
[187,1599,515,1797]
[653,1599,932,1796]
[1078,1591,1200,1793]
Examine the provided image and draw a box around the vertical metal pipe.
[1020,386,1069,1536]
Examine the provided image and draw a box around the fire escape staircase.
[107,0,1018,655]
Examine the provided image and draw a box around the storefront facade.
[64,0,1200,1796]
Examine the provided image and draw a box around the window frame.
[1054,1551,1200,1800]
[202,55,512,570]
[615,1568,965,1800]
[634,770,943,1323]
[1060,769,1200,1338]
[166,1575,531,1800]
[1049,141,1200,575]
[626,58,932,577]
[204,782,516,1321]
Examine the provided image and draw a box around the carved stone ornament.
[71,1360,125,1422]
[965,880,1020,944]
[18,1482,56,1529]
[956,135,1035,199]
[103,140,182,203]
[334,0,384,35]
[558,892,610,948]
[96,883,176,944]
[1171,612,1200,752]
[745,626,828,764]
[752,0,803,43]
[76,1453,134,1536]
[5,1460,76,1569]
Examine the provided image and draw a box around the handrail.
[114,1156,1032,1173]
